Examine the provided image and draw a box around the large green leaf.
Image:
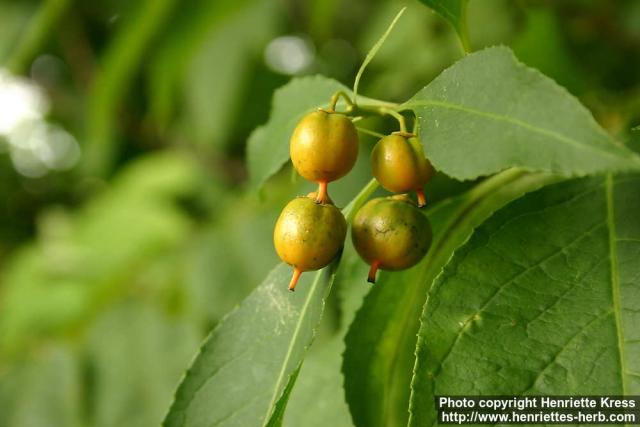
[404,47,640,180]
[410,174,640,425]
[247,76,349,191]
[342,169,561,427]
[163,263,339,427]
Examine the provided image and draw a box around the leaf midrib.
[261,268,325,427]
[404,100,638,164]
[412,176,631,427]
[606,174,628,395]
[434,217,606,378]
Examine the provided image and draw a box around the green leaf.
[247,76,349,191]
[89,303,200,427]
[0,346,82,427]
[343,169,562,427]
[0,152,197,358]
[182,0,277,149]
[410,174,640,425]
[266,367,301,427]
[0,3,33,64]
[163,263,339,427]
[148,0,258,129]
[283,339,353,427]
[83,0,177,176]
[416,0,470,52]
[5,0,71,74]
[404,47,640,180]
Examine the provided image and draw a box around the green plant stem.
[349,103,409,133]
[359,99,402,109]
[7,0,72,74]
[343,178,379,223]
[329,90,414,134]
[381,108,407,132]
[457,0,471,54]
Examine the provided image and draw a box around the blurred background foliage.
[0,0,639,426]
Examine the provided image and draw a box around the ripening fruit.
[371,133,434,207]
[352,195,432,283]
[290,109,359,203]
[274,192,347,291]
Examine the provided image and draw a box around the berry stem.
[379,107,407,132]
[367,260,381,283]
[288,267,303,291]
[328,91,354,113]
[315,181,329,204]
[416,188,427,207]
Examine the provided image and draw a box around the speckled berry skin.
[371,134,433,194]
[290,110,359,184]
[274,194,347,272]
[352,195,432,272]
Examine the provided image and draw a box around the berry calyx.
[273,193,347,291]
[371,132,434,207]
[290,109,359,204]
[351,195,432,283]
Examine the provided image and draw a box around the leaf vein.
[405,100,634,163]
[521,309,614,394]
[435,219,606,374]
[606,174,628,395]
[261,269,325,426]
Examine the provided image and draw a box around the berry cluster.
[273,99,434,291]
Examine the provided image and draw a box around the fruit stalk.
[288,267,302,292]
[316,181,328,204]
[367,260,381,283]
[416,188,427,207]
[328,91,354,113]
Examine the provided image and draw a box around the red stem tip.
[416,188,427,208]
[289,267,303,291]
[367,260,381,284]
[315,181,329,204]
